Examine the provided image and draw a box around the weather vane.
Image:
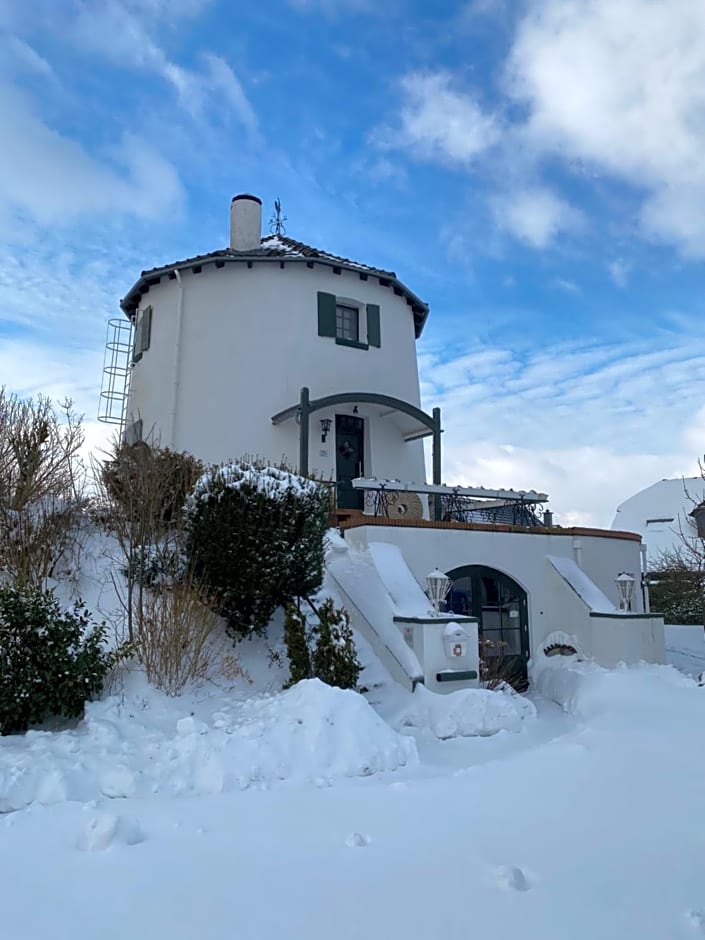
[269,198,287,235]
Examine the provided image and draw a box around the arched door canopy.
[271,387,442,487]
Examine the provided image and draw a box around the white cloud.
[377,2,705,259]
[287,0,378,12]
[506,0,705,256]
[0,86,183,226]
[607,259,630,288]
[463,0,506,16]
[3,35,56,81]
[0,334,116,470]
[420,330,705,525]
[551,278,581,294]
[491,186,583,248]
[390,72,500,167]
[121,0,212,19]
[36,0,258,136]
[0,337,102,409]
[438,439,684,529]
[188,54,259,136]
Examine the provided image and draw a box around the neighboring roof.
[120,233,430,337]
[612,476,704,559]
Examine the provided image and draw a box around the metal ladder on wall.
[98,318,133,430]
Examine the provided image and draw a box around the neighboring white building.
[101,193,666,692]
[612,477,704,560]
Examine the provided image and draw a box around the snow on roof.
[612,477,703,560]
[547,555,617,614]
[120,234,429,336]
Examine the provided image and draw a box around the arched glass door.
[447,565,530,689]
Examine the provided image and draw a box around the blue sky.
[1,0,705,525]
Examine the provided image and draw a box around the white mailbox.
[394,614,480,693]
[443,621,471,659]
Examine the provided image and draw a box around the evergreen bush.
[283,598,361,690]
[184,461,330,638]
[310,598,361,690]
[283,603,312,685]
[0,584,123,735]
[649,558,705,625]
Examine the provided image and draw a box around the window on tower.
[335,303,359,342]
[317,291,381,349]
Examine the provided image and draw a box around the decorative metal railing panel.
[346,478,549,527]
[439,494,544,527]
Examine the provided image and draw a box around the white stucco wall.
[343,524,664,667]
[125,262,426,484]
[590,613,666,667]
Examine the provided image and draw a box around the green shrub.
[283,598,361,691]
[311,599,361,690]
[283,603,312,686]
[649,561,705,624]
[0,584,122,735]
[123,543,186,588]
[184,461,330,638]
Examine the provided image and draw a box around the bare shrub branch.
[92,436,204,642]
[134,577,240,695]
[479,638,523,691]
[0,388,86,588]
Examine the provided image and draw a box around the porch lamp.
[426,568,451,617]
[615,572,636,612]
[320,417,332,443]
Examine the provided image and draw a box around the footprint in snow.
[77,813,145,852]
[346,832,371,848]
[495,865,531,892]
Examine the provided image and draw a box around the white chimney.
[230,194,262,251]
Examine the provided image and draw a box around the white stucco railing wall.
[342,523,666,668]
[589,613,666,667]
[125,263,426,484]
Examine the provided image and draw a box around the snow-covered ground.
[1,620,704,939]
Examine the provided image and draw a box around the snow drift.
[0,678,417,813]
[385,683,536,739]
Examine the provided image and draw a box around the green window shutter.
[142,306,152,352]
[132,317,143,363]
[366,303,381,347]
[317,292,337,337]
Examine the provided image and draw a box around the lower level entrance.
[447,565,530,689]
[335,414,364,510]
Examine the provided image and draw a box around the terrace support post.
[432,407,442,521]
[298,386,310,478]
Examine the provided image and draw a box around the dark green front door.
[335,415,364,510]
[447,565,530,689]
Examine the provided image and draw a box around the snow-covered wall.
[126,262,426,485]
